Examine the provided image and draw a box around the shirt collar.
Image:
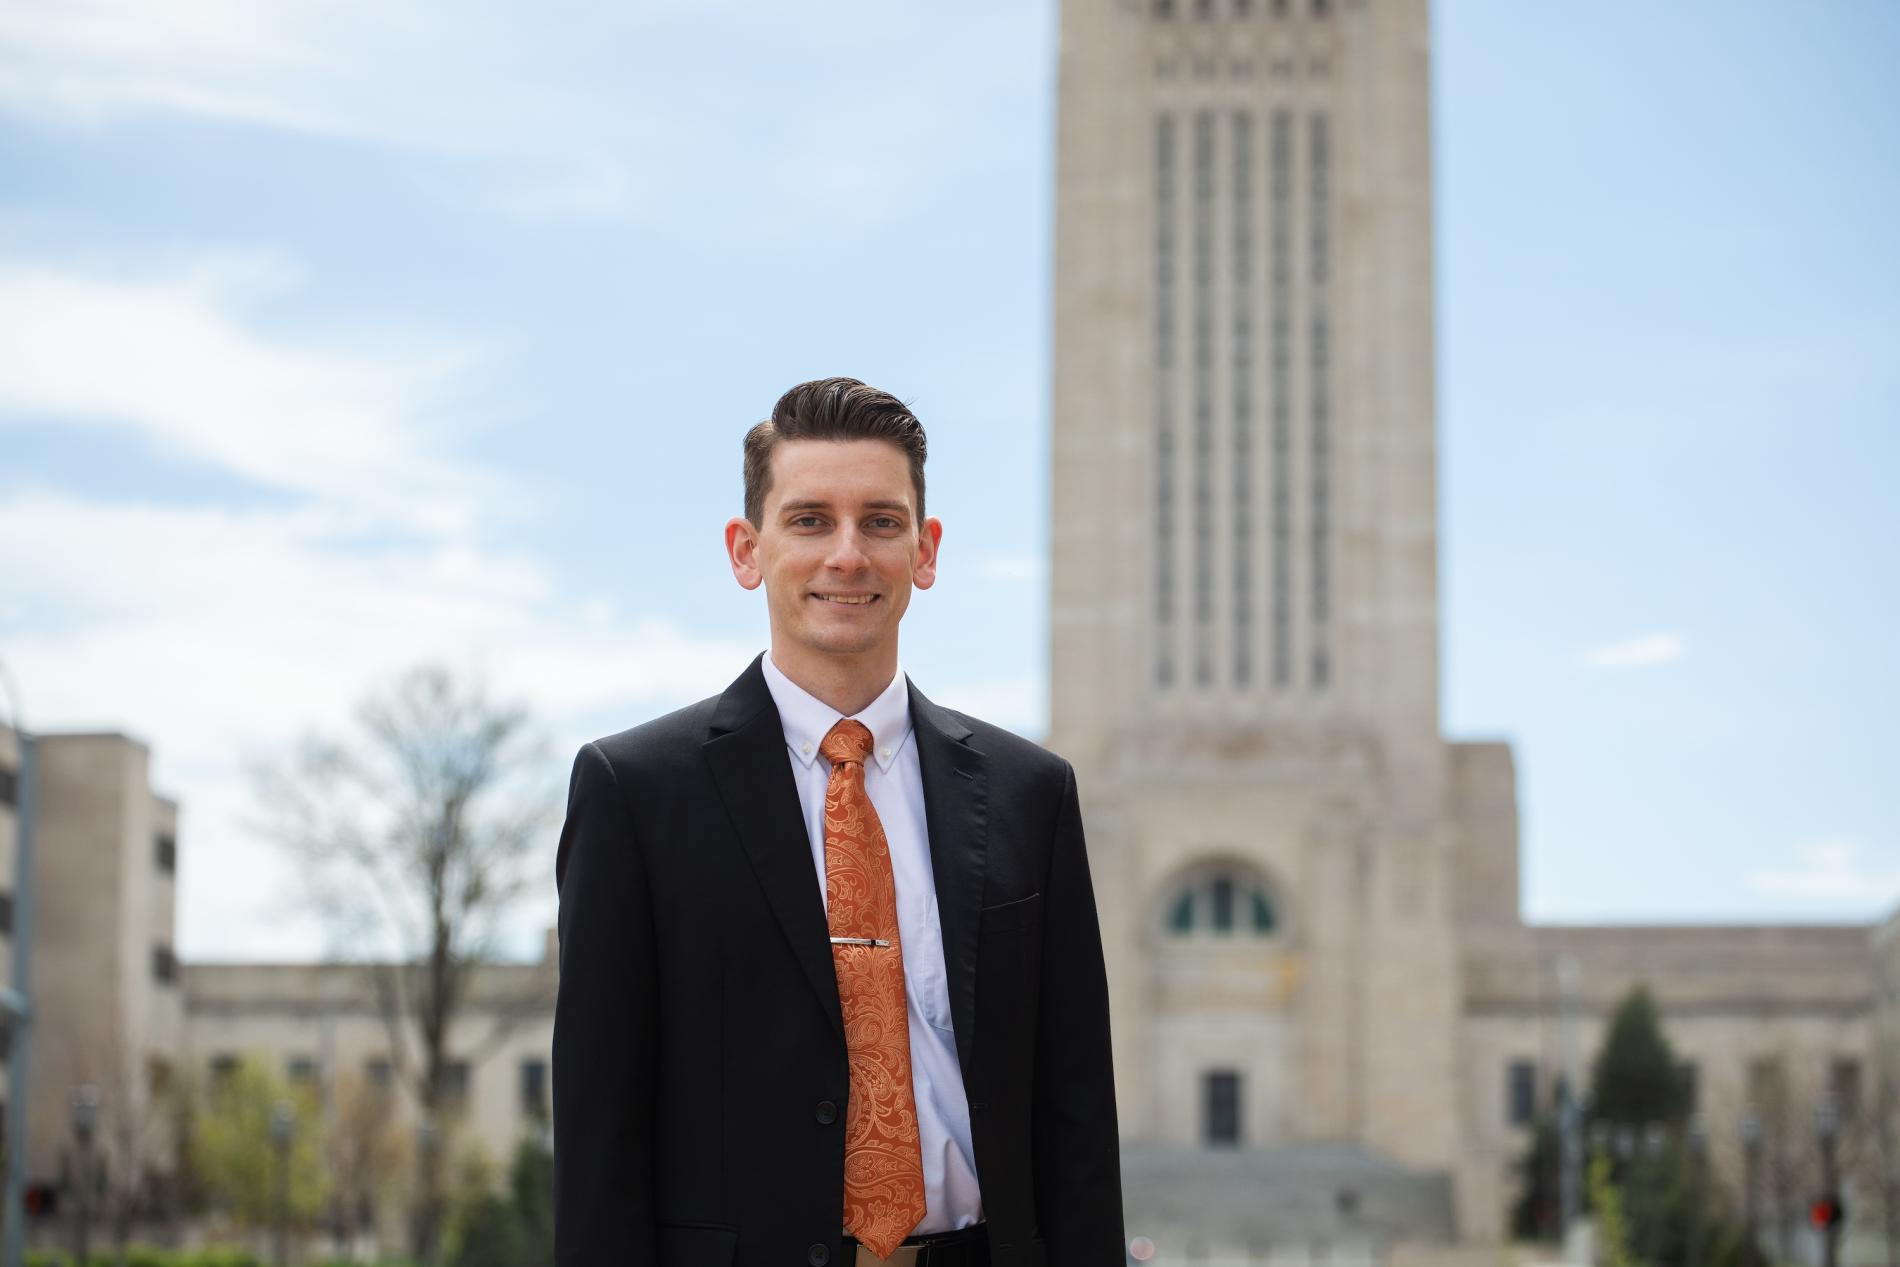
[760,652,913,774]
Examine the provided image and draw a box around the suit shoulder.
[946,711,1071,784]
[584,693,720,775]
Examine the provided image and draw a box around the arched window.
[1163,864,1279,936]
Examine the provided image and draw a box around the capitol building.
[2,2,1895,1263]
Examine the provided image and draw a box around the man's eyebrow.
[778,499,912,517]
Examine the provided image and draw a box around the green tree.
[1589,986,1693,1127]
[507,1136,553,1267]
[1572,987,1768,1267]
[188,1057,328,1229]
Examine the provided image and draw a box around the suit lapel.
[703,654,845,1046]
[908,679,989,1079]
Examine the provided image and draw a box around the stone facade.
[0,730,182,1199]
[1,4,1893,1258]
[1048,0,1887,1258]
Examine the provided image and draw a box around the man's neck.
[767,643,898,718]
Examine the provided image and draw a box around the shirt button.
[878,747,890,758]
[801,743,813,755]
[815,1099,837,1125]
[807,1245,830,1266]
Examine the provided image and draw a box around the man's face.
[726,438,941,665]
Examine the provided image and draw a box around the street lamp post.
[270,1100,295,1267]
[1815,1095,1841,1267]
[1741,1108,1763,1259]
[0,662,41,1267]
[71,1086,99,1267]
[1685,1119,1710,1267]
[1554,955,1584,1241]
[414,1117,440,1267]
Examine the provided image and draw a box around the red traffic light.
[1809,1195,1844,1230]
[23,1183,57,1217]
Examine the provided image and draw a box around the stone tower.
[1047,0,1493,1206]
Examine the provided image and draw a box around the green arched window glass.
[1163,866,1279,937]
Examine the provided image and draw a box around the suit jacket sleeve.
[1031,759,1126,1263]
[553,741,657,1264]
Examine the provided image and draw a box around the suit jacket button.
[807,1244,830,1266]
[815,1100,838,1125]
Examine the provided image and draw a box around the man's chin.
[791,626,887,659]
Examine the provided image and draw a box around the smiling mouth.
[811,594,879,605]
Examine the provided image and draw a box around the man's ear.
[911,517,944,591]
[725,516,763,591]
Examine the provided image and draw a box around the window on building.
[1746,1056,1785,1113]
[1830,1058,1862,1121]
[441,1060,471,1107]
[1507,1060,1537,1127]
[151,944,176,985]
[366,1057,394,1092]
[209,1053,240,1090]
[0,890,13,937]
[155,834,176,874]
[522,1060,549,1121]
[148,1056,175,1098]
[1204,1070,1242,1146]
[287,1056,318,1086]
[1677,1060,1699,1116]
[1153,111,1179,688]
[0,765,16,809]
[1164,866,1279,936]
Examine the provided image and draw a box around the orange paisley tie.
[820,719,927,1258]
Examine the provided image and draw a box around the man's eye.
[792,515,824,528]
[870,517,901,530]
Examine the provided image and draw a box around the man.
[553,377,1123,1267]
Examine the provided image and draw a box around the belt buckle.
[854,1244,921,1267]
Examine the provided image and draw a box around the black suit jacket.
[552,653,1124,1267]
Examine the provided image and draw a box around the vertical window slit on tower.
[1309,112,1332,689]
[1269,110,1293,688]
[1232,111,1255,687]
[1154,113,1177,688]
[1192,109,1216,687]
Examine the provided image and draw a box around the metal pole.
[71,1087,98,1267]
[1555,955,1583,1237]
[1742,1110,1762,1260]
[1685,1120,1709,1267]
[0,665,38,1267]
[1818,1097,1841,1267]
[271,1101,295,1267]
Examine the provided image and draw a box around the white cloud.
[0,256,490,529]
[0,0,1030,233]
[1745,837,1900,909]
[0,253,760,960]
[1577,631,1687,671]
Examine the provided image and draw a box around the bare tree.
[252,663,555,1264]
[325,1066,411,1257]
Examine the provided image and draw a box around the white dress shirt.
[760,651,985,1232]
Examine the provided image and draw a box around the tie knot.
[820,718,875,766]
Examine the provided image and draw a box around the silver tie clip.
[829,936,892,947]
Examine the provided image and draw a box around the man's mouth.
[811,593,879,605]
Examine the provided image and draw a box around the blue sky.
[1,0,1894,960]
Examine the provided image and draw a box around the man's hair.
[743,377,928,527]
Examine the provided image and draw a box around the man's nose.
[824,525,871,570]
